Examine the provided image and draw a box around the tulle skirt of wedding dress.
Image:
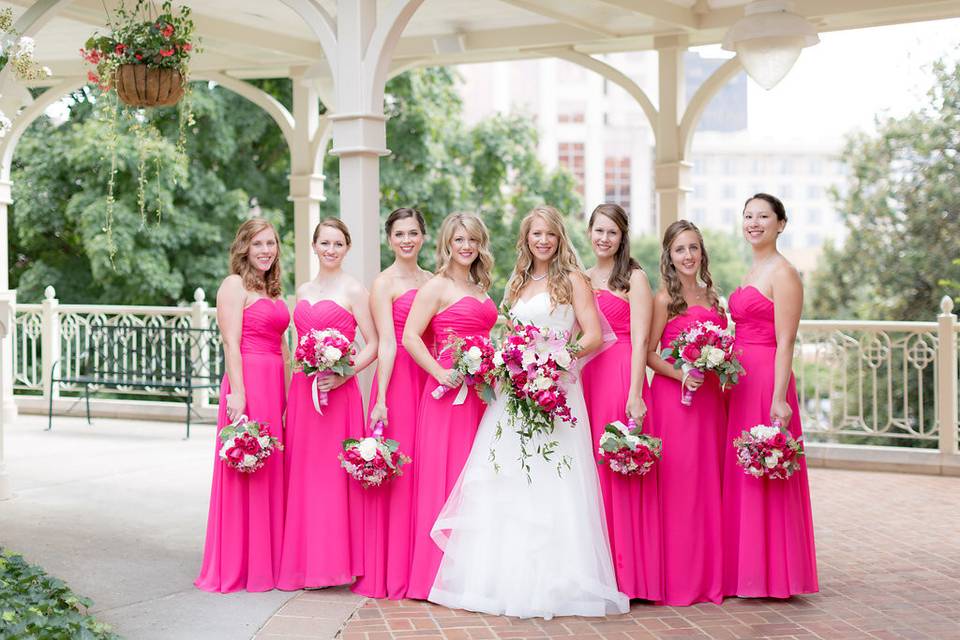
[429,382,629,619]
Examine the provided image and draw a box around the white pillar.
[654,35,691,236]
[0,181,14,421]
[938,296,958,458]
[190,288,210,407]
[330,0,389,286]
[0,291,12,499]
[290,70,324,287]
[41,286,60,404]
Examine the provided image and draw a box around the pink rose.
[681,344,701,362]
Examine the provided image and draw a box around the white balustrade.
[9,286,960,471]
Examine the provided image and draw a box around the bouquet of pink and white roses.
[597,418,662,477]
[732,420,805,480]
[294,328,356,413]
[661,320,744,406]
[339,420,411,489]
[431,332,497,405]
[218,416,282,473]
[490,323,580,477]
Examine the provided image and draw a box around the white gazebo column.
[0,290,11,499]
[0,180,15,422]
[329,0,388,286]
[289,70,326,287]
[654,35,692,236]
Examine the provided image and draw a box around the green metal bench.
[47,323,224,438]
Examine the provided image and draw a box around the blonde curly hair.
[435,212,494,291]
[505,205,587,308]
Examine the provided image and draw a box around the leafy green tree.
[808,55,960,320]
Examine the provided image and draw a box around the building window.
[694,182,708,198]
[779,184,792,200]
[690,208,706,223]
[722,158,737,175]
[805,231,822,247]
[558,142,585,195]
[722,184,736,199]
[722,208,736,225]
[809,159,823,175]
[808,209,822,224]
[693,157,709,175]
[807,184,823,199]
[780,233,793,249]
[558,101,585,124]
[604,156,631,210]
[780,158,794,174]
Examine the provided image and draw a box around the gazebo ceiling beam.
[496,0,620,38]
[591,0,699,30]
[5,0,326,62]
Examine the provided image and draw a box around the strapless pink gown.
[648,305,725,605]
[406,296,498,600]
[722,286,818,597]
[277,300,365,590]
[195,298,289,593]
[581,290,663,601]
[352,289,430,600]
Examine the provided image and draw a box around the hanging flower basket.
[81,0,196,107]
[114,64,184,107]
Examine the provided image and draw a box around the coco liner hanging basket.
[114,64,184,107]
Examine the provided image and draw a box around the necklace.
[530,272,548,282]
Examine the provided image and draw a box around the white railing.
[15,286,218,407]
[10,287,960,469]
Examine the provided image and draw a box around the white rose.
[763,455,778,468]
[704,345,725,368]
[624,434,641,450]
[750,425,780,440]
[322,346,343,363]
[242,454,258,467]
[258,435,272,449]
[464,346,483,373]
[219,442,231,459]
[533,375,552,391]
[493,351,504,367]
[555,349,572,369]
[357,437,379,462]
[521,349,537,369]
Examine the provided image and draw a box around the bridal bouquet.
[597,418,662,477]
[732,420,805,480]
[295,328,356,413]
[339,420,411,489]
[490,323,580,478]
[431,332,497,405]
[660,320,744,405]
[218,416,282,474]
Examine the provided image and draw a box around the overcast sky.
[696,17,960,141]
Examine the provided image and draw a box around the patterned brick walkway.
[260,469,960,639]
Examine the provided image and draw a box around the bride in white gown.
[429,206,629,619]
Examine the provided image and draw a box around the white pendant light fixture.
[721,0,819,90]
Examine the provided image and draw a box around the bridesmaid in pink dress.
[277,218,379,590]
[646,220,725,606]
[581,204,663,601]
[352,208,432,599]
[722,193,818,598]
[196,218,289,593]
[403,212,498,600]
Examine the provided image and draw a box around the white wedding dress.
[428,292,629,619]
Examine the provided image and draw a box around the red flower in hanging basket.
[162,24,174,38]
[159,48,174,57]
[114,43,126,55]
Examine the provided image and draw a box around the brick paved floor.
[260,469,960,639]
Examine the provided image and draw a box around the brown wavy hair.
[435,212,493,291]
[506,205,587,308]
[229,218,282,299]
[659,220,720,318]
[588,203,641,293]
